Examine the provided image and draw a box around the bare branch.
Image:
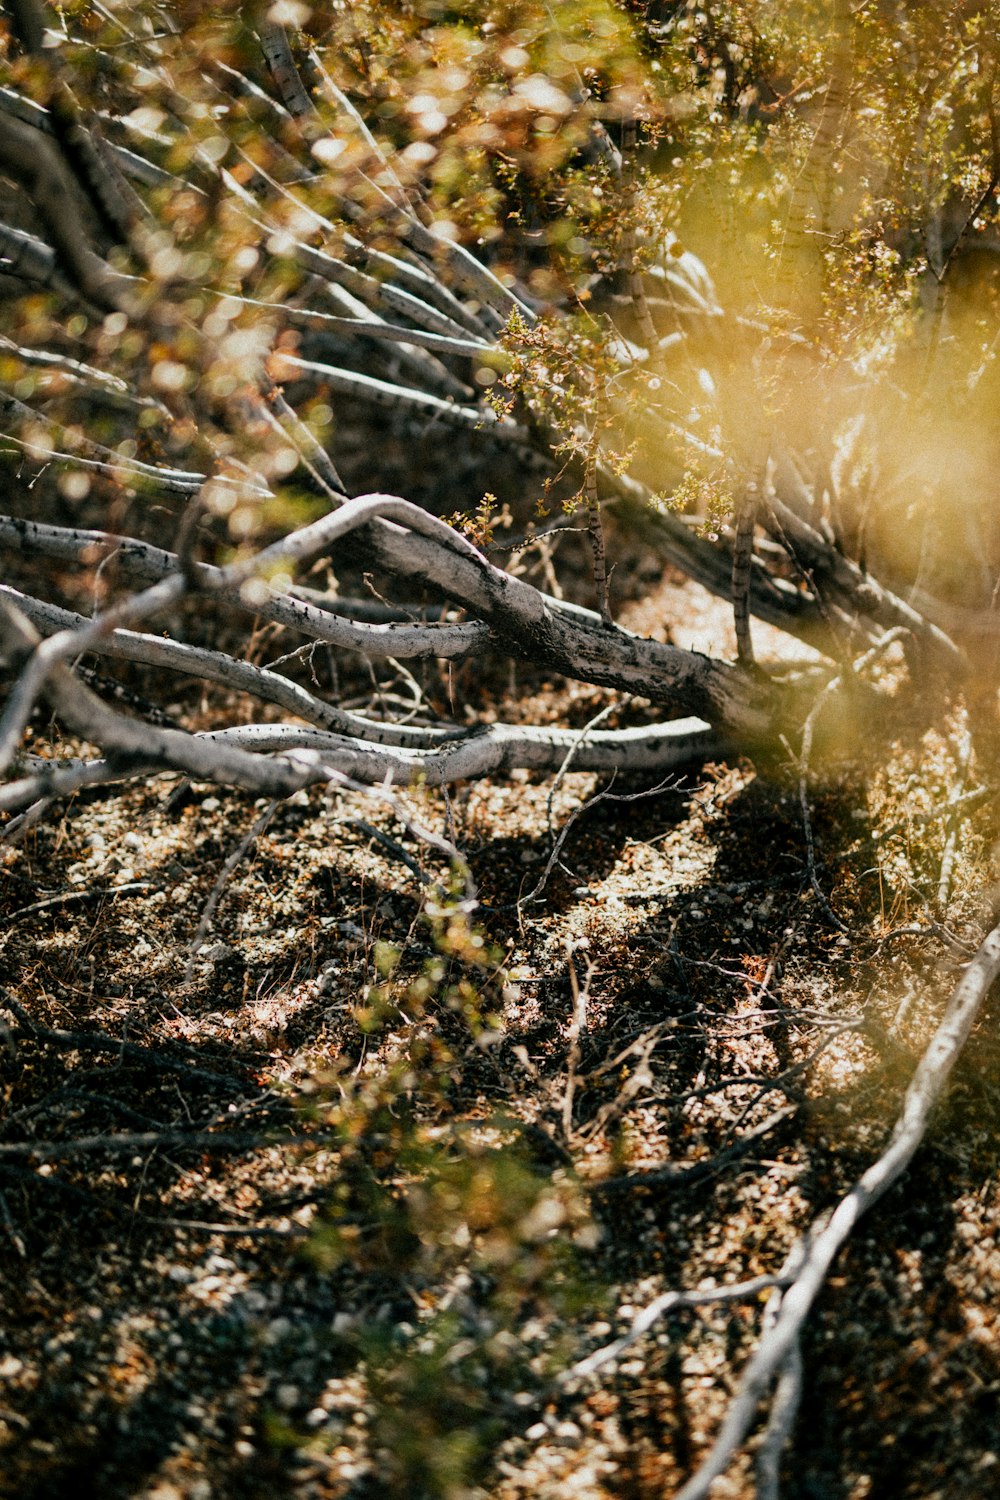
[0,111,127,309]
[0,519,490,661]
[259,22,315,120]
[0,499,774,735]
[559,1271,792,1387]
[675,915,1000,1500]
[0,715,723,811]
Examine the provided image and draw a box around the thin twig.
[561,947,594,1140]
[186,801,277,978]
[515,768,682,913]
[0,991,250,1089]
[591,1105,798,1196]
[797,673,849,931]
[558,1271,791,1387]
[350,817,430,884]
[937,704,973,909]
[4,881,152,924]
[0,1185,26,1257]
[583,427,614,627]
[0,1127,332,1161]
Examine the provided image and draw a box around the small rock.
[554,1420,582,1447]
[203,942,233,964]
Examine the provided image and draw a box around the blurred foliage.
[4,1,1000,594]
[300,893,599,1495]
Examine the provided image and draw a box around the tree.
[3,2,1000,1495]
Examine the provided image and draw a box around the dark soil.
[3,561,1000,1500]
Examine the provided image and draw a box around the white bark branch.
[675,916,1000,1500]
[0,515,489,661]
[0,501,770,735]
[559,1272,792,1387]
[1,716,722,810]
[0,584,475,744]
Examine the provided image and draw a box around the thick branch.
[0,111,125,309]
[0,504,773,737]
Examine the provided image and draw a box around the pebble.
[202,943,233,964]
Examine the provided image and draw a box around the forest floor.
[2,530,1000,1500]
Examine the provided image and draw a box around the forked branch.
[675,915,1000,1500]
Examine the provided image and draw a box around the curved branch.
[332,496,776,737]
[676,915,1000,1500]
[198,718,724,781]
[0,585,476,746]
[0,506,772,736]
[3,715,722,808]
[0,516,490,660]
